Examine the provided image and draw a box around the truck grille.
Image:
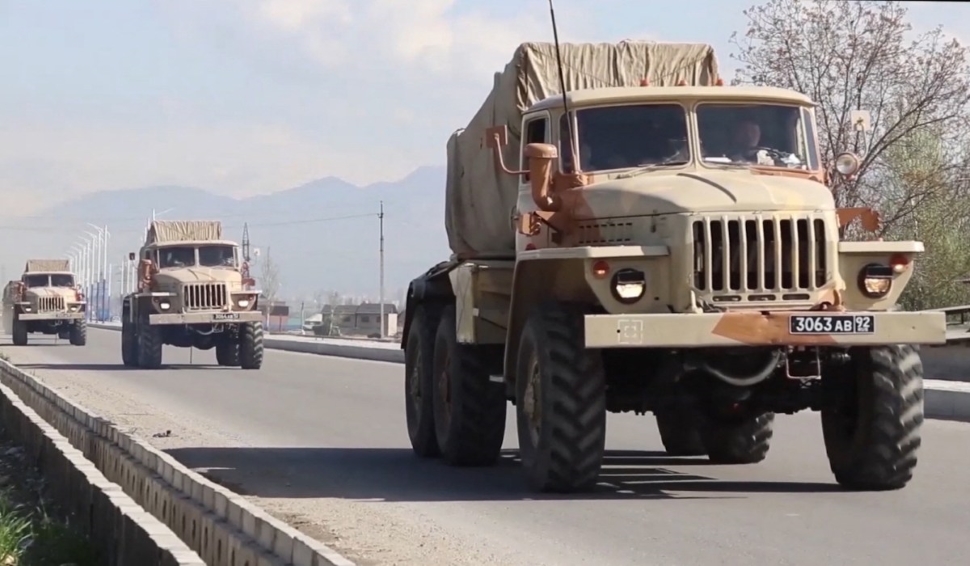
[36,296,65,312]
[692,216,829,294]
[183,283,228,311]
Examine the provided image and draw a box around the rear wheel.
[821,345,923,490]
[431,306,506,466]
[12,317,27,346]
[69,319,87,346]
[655,408,706,456]
[699,411,774,464]
[515,302,606,493]
[239,322,264,369]
[405,305,442,458]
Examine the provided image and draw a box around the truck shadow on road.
[164,447,843,502]
[15,362,226,371]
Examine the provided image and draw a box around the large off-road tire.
[136,320,163,369]
[69,319,86,346]
[655,408,706,456]
[238,322,264,369]
[699,411,774,464]
[216,339,240,366]
[11,317,27,346]
[821,345,923,490]
[431,305,506,466]
[515,302,606,493]
[405,305,442,458]
[121,315,138,367]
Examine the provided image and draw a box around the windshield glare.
[198,245,236,267]
[50,274,74,287]
[697,104,811,169]
[23,275,49,287]
[158,246,196,268]
[561,104,689,172]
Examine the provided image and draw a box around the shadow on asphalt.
[164,447,844,502]
[14,362,224,371]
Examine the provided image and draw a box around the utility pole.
[379,201,385,339]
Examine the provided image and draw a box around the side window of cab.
[521,117,548,182]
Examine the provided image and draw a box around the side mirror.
[524,143,561,211]
[833,152,860,177]
[128,252,136,261]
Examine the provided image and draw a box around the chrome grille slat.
[182,283,228,311]
[36,296,65,312]
[692,215,829,296]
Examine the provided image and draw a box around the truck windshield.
[50,274,74,287]
[23,275,48,287]
[696,103,813,169]
[158,246,196,268]
[561,103,689,172]
[198,245,236,267]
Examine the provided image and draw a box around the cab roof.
[527,85,815,113]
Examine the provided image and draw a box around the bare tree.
[327,290,342,307]
[257,246,282,304]
[731,0,970,235]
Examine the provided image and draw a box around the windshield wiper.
[616,159,689,179]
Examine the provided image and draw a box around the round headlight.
[238,299,250,308]
[610,268,646,304]
[858,264,893,298]
[159,301,171,310]
[835,152,860,176]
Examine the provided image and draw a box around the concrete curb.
[0,363,205,565]
[89,323,970,423]
[0,357,356,566]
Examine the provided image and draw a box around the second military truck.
[399,41,947,493]
[121,220,265,369]
[2,259,86,346]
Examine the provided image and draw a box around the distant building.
[318,302,398,337]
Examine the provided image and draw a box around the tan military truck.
[121,220,264,369]
[399,41,947,494]
[2,259,86,346]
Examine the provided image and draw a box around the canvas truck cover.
[445,41,720,256]
[145,220,223,245]
[24,259,70,273]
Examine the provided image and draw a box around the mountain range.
[0,166,451,301]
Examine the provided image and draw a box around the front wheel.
[121,314,139,366]
[515,301,606,493]
[12,317,27,346]
[137,321,163,368]
[69,319,87,346]
[238,322,264,369]
[821,345,923,490]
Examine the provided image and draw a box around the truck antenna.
[547,0,579,172]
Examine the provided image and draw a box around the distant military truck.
[2,259,86,346]
[121,220,265,369]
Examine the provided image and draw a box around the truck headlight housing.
[237,299,250,308]
[610,268,646,304]
[858,264,893,298]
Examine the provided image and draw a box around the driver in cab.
[728,119,772,165]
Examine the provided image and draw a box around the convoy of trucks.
[0,39,952,496]
[398,40,947,493]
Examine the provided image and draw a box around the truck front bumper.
[584,310,947,348]
[148,311,263,325]
[17,312,84,321]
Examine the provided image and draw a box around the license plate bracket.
[789,314,875,335]
[212,313,240,321]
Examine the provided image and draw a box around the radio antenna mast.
[547,0,578,172]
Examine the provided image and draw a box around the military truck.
[2,259,86,346]
[121,220,265,369]
[399,41,947,494]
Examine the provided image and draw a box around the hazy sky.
[1,0,967,211]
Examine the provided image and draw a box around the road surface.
[1,329,969,566]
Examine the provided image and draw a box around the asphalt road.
[2,329,970,566]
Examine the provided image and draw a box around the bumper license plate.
[213,313,240,321]
[789,314,874,334]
